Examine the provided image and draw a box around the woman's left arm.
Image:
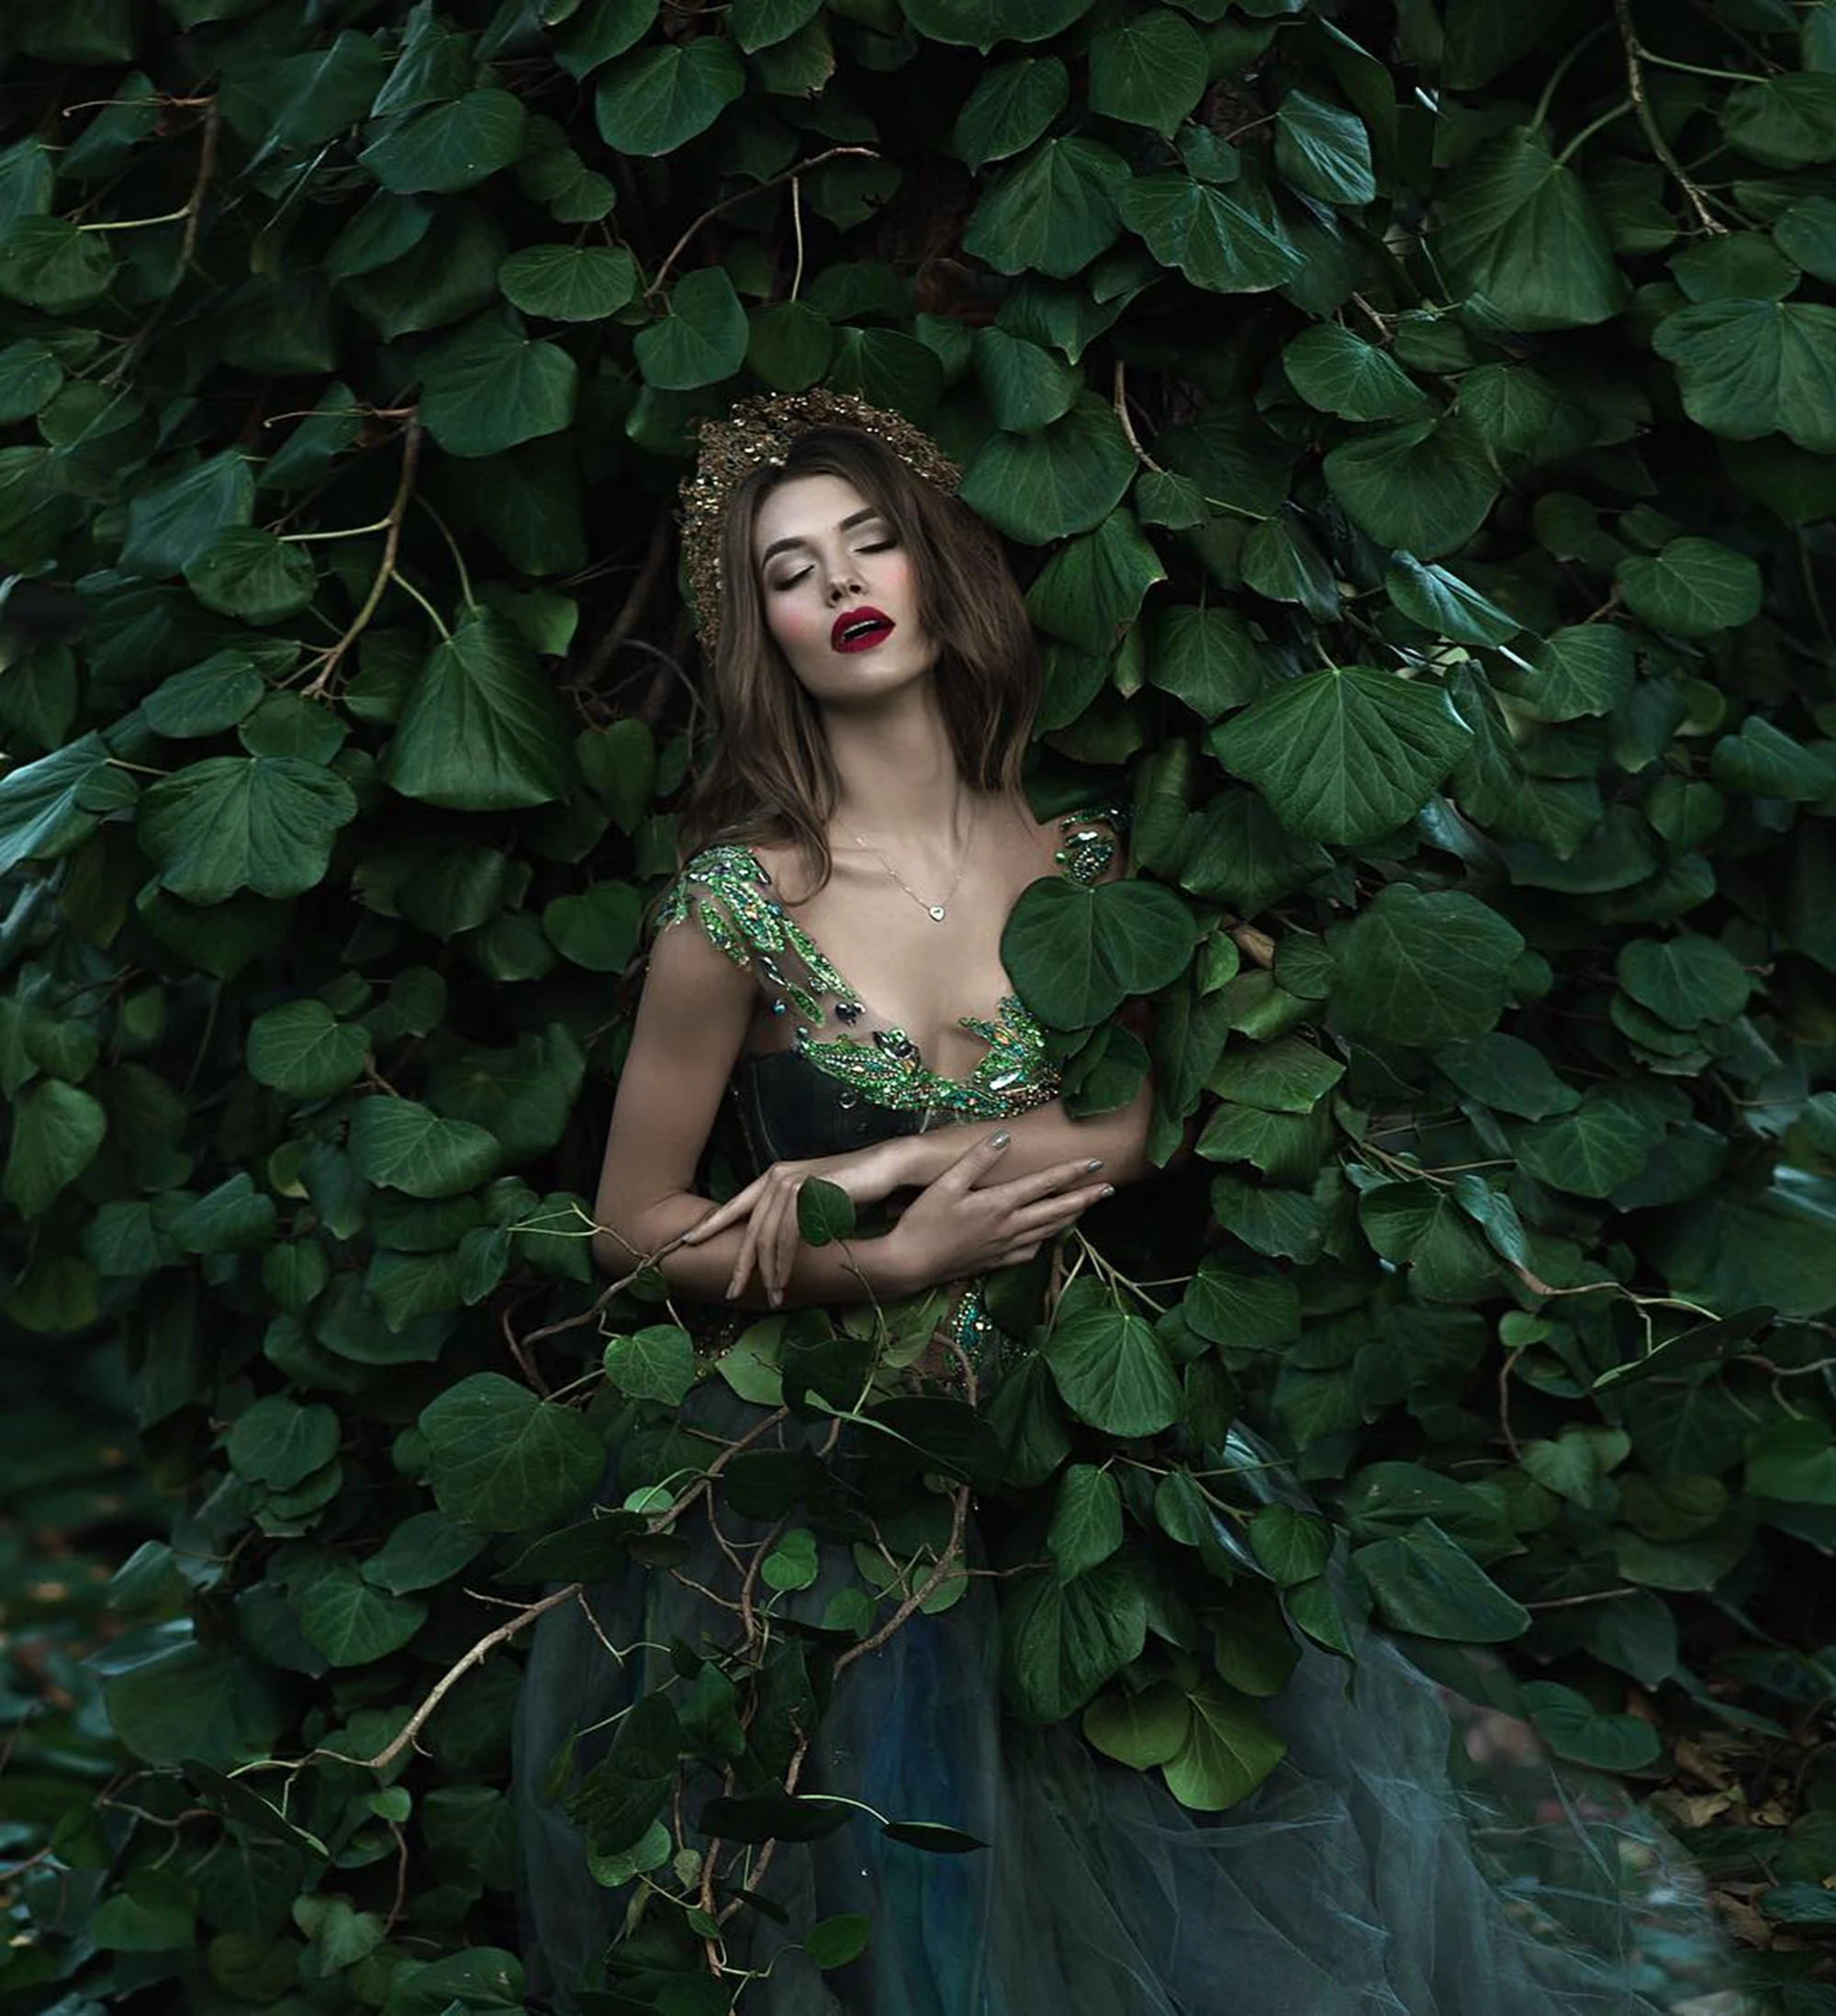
[893,1025,1157,1193]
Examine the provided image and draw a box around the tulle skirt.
[511,1383,1752,2016]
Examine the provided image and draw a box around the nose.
[825,566,862,603]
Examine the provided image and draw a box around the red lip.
[831,606,895,653]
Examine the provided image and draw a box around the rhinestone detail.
[654,809,1126,1119]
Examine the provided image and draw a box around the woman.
[511,391,1747,2015]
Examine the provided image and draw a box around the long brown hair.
[674,425,1040,896]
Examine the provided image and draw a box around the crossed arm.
[591,919,1158,1313]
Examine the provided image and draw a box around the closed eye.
[769,537,897,592]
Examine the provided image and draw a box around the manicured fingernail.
[1099,1184,1114,1198]
[1086,1158,1103,1171]
[990,1131,1011,1149]
[768,1288,782,1308]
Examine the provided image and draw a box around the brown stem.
[1612,0,1728,236]
[644,146,879,302]
[301,414,424,700]
[308,1576,582,1773]
[1113,359,1164,475]
[177,102,220,273]
[575,506,675,691]
[835,1485,971,1674]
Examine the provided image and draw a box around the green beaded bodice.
[655,807,1123,1123]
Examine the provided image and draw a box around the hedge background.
[2,0,1835,2007]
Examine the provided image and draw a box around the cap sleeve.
[653,846,766,975]
[1052,805,1128,887]
[652,844,852,1026]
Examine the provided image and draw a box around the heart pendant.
[929,905,946,921]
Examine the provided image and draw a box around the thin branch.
[308,1577,582,1773]
[835,1485,971,1674]
[644,146,879,302]
[1612,0,1729,237]
[1113,360,1163,475]
[576,505,674,690]
[301,414,424,700]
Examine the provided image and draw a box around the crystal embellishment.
[653,809,1127,1120]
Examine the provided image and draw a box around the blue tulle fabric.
[511,1381,1752,2016]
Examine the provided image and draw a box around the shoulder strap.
[1052,805,1128,887]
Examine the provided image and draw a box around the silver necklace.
[850,801,978,923]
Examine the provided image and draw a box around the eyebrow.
[758,506,884,566]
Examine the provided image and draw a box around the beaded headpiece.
[677,388,963,655]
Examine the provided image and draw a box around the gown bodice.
[652,805,1125,1173]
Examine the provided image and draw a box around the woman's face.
[749,472,937,704]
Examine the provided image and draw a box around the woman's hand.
[678,1135,932,1305]
[879,1131,1112,1295]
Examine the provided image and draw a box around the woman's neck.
[820,681,975,848]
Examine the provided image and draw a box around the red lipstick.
[831,606,895,654]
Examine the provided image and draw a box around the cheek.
[765,591,827,662]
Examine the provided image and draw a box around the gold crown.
[677,388,963,655]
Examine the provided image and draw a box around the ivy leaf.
[121,449,255,577]
[594,40,744,156]
[1432,128,1627,329]
[1653,297,1836,454]
[360,90,529,194]
[386,610,577,811]
[1040,1304,1182,1436]
[1087,11,1207,134]
[419,309,577,458]
[348,1097,501,1198]
[1209,666,1471,846]
[962,138,1131,280]
[1003,876,1195,1028]
[297,1564,427,1666]
[1274,91,1375,207]
[634,266,748,391]
[1120,172,1304,294]
[0,217,114,313]
[953,56,1069,166]
[3,1078,106,1216]
[1159,1682,1286,1809]
[603,1324,698,1406]
[0,734,115,875]
[247,1001,369,1098]
[226,1395,340,1490]
[420,1371,606,1531]
[1722,72,1836,168]
[959,393,1136,543]
[1352,1519,1531,1641]
[1046,1463,1124,1580]
[1148,606,1263,718]
[1516,1091,1658,1198]
[1617,536,1764,636]
[805,1915,870,1970]
[1322,414,1498,558]
[1616,935,1751,1030]
[1082,1681,1190,1769]
[184,528,316,624]
[1002,1558,1147,1720]
[1328,887,1524,1045]
[139,756,357,902]
[498,244,638,320]
[1281,324,1427,421]
[1518,1681,1661,1771]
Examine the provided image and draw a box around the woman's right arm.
[590,918,912,1308]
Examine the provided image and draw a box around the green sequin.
[654,806,1125,1119]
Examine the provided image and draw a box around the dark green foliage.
[2,0,1835,2007]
